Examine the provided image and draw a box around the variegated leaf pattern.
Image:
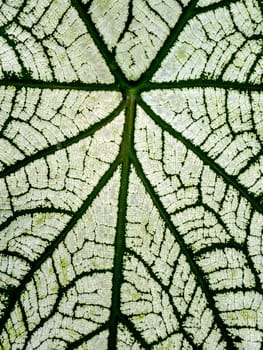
[0,0,262,349]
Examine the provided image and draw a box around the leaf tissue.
[0,0,262,349]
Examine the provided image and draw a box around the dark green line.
[257,0,263,17]
[145,0,169,27]
[61,270,112,294]
[137,0,199,85]
[66,323,109,349]
[116,0,132,45]
[0,250,32,266]
[246,42,263,83]
[18,300,29,335]
[193,0,239,14]
[0,157,120,334]
[108,94,136,350]
[120,314,151,350]
[0,79,119,91]
[0,100,125,178]
[71,0,129,91]
[138,97,263,214]
[0,207,73,231]
[211,287,255,297]
[131,153,237,349]
[0,29,27,75]
[141,80,263,92]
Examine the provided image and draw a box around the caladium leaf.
[0,0,262,349]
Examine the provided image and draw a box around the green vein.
[0,250,32,266]
[66,323,109,349]
[119,314,151,350]
[108,93,136,350]
[137,0,199,85]
[0,79,119,91]
[0,100,125,178]
[141,80,263,92]
[116,0,132,45]
[0,156,120,334]
[212,287,255,297]
[194,241,243,257]
[0,207,73,232]
[18,300,29,335]
[131,152,237,350]
[138,97,263,215]
[193,0,240,15]
[0,29,27,76]
[71,0,129,91]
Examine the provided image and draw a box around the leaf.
[0,0,262,349]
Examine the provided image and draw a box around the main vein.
[108,93,136,349]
